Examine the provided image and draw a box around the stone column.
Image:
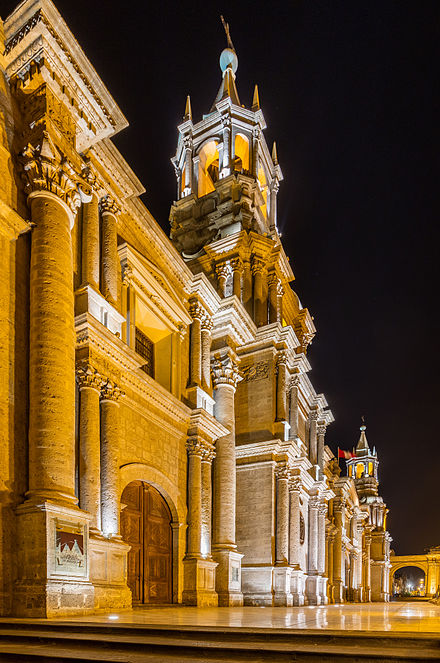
[277,281,284,323]
[216,262,230,298]
[100,195,120,308]
[306,496,321,605]
[317,422,326,472]
[276,351,288,422]
[275,465,290,564]
[252,258,267,327]
[269,179,280,231]
[200,316,213,393]
[189,300,203,388]
[77,365,103,533]
[309,410,319,466]
[333,500,345,603]
[27,184,80,506]
[327,532,335,603]
[221,115,231,177]
[100,380,122,538]
[289,478,305,606]
[183,135,193,195]
[363,530,372,602]
[81,191,100,290]
[211,350,243,606]
[242,260,253,317]
[185,438,204,557]
[268,273,279,324]
[183,434,217,606]
[201,446,216,558]
[289,375,300,440]
[318,502,328,604]
[252,126,260,178]
[231,258,243,300]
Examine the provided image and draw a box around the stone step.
[0,621,438,662]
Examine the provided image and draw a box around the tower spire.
[183,95,192,122]
[356,416,370,454]
[272,141,278,165]
[210,17,240,111]
[252,84,260,111]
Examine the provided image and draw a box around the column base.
[305,574,322,605]
[273,566,293,606]
[319,576,329,604]
[332,579,345,604]
[14,500,94,617]
[212,549,243,606]
[291,569,306,606]
[89,534,132,611]
[363,587,371,602]
[182,557,218,607]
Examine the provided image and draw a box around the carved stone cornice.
[100,379,123,402]
[99,194,120,216]
[76,364,103,391]
[20,138,81,215]
[211,350,240,389]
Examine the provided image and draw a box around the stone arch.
[390,559,428,596]
[119,462,185,603]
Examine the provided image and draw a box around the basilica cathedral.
[0,0,391,617]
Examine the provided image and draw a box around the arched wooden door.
[121,481,172,604]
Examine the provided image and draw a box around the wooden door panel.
[121,481,172,605]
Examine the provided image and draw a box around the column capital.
[76,364,103,392]
[189,298,207,321]
[230,257,243,272]
[211,350,240,389]
[215,261,232,280]
[289,476,302,493]
[252,126,261,141]
[317,423,327,437]
[182,134,193,150]
[290,374,301,389]
[21,139,81,216]
[277,281,284,297]
[333,498,346,514]
[267,272,279,288]
[201,314,213,332]
[276,350,288,368]
[251,257,266,276]
[309,409,319,422]
[309,496,321,510]
[100,379,123,402]
[186,437,216,462]
[319,502,328,517]
[99,194,120,216]
[121,264,134,287]
[275,463,290,481]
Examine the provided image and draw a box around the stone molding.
[211,351,240,389]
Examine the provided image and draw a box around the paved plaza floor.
[54,601,440,633]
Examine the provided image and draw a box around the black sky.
[3,0,439,554]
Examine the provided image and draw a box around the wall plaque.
[240,360,269,383]
[55,524,86,576]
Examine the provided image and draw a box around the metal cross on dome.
[221,15,236,52]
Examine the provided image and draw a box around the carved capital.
[277,281,284,297]
[201,314,213,332]
[20,139,81,214]
[252,126,261,141]
[270,179,280,194]
[100,379,123,402]
[289,477,302,493]
[334,499,346,514]
[183,134,193,150]
[251,258,266,276]
[76,364,103,391]
[290,375,301,389]
[267,272,279,288]
[309,410,319,422]
[186,437,204,457]
[319,502,328,517]
[211,351,240,389]
[230,257,243,273]
[99,194,120,216]
[215,261,232,280]
[309,496,321,510]
[121,264,133,287]
[275,463,290,481]
[317,424,327,437]
[276,350,288,368]
[189,299,206,321]
[221,114,232,130]
[201,443,216,463]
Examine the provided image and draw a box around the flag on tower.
[338,448,356,460]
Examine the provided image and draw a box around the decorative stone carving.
[289,477,302,493]
[275,463,290,481]
[317,424,327,437]
[121,264,133,287]
[100,380,123,402]
[189,300,206,321]
[20,138,81,214]
[76,364,103,391]
[211,352,240,389]
[215,262,231,280]
[276,350,288,369]
[99,194,120,216]
[240,360,269,383]
[251,257,266,276]
[309,410,319,422]
[201,314,213,331]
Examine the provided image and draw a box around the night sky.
[3,0,439,555]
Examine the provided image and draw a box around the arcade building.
[0,0,391,616]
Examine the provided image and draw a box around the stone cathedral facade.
[0,0,391,617]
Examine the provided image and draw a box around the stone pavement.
[52,600,440,633]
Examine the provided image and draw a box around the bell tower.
[345,421,379,499]
[169,19,302,334]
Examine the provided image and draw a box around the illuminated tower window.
[198,140,219,197]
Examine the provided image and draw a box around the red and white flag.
[338,448,356,460]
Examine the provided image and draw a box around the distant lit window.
[198,140,219,197]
